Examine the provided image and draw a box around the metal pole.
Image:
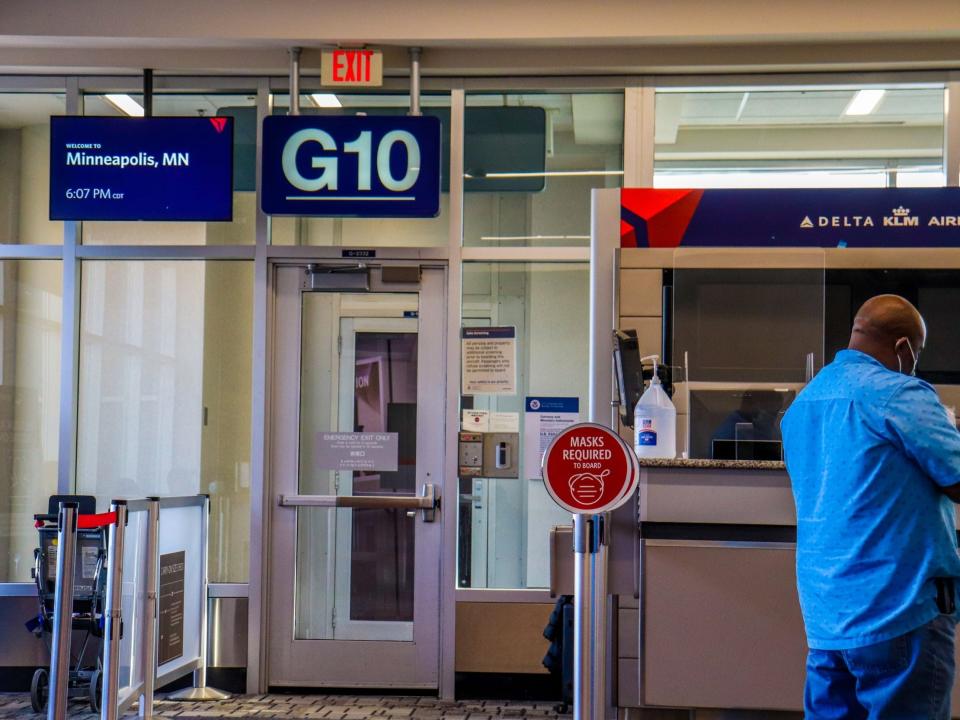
[143,68,153,118]
[409,47,422,116]
[102,501,128,720]
[573,513,607,720]
[48,502,78,720]
[289,47,302,116]
[139,500,160,720]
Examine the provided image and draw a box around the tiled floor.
[0,693,571,720]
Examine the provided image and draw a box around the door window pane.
[296,293,419,639]
[654,86,944,188]
[464,92,623,247]
[0,261,62,581]
[75,260,252,582]
[458,263,589,589]
[270,93,450,248]
[0,93,66,244]
[80,93,257,245]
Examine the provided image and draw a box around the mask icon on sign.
[568,469,610,506]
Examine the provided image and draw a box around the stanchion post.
[168,495,229,701]
[573,513,607,720]
[139,500,160,719]
[48,502,79,720]
[102,500,128,720]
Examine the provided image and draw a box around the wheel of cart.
[88,668,103,712]
[30,667,48,712]
[27,495,109,714]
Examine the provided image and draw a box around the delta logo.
[796,206,960,229]
[208,117,228,134]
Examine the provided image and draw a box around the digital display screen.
[49,116,234,221]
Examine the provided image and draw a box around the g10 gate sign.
[261,115,441,217]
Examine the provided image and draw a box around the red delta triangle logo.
[620,189,704,248]
[209,117,228,134]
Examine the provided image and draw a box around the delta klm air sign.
[620,188,960,248]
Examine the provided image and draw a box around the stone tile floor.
[0,693,571,720]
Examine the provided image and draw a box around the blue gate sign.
[49,116,234,222]
[261,115,441,217]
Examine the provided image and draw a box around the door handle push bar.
[279,483,439,522]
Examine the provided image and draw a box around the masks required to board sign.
[261,114,441,218]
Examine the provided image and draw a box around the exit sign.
[321,49,383,87]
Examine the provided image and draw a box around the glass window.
[653,86,944,188]
[0,92,67,244]
[0,261,62,581]
[458,262,588,589]
[464,92,623,247]
[80,93,257,245]
[75,260,252,582]
[269,93,451,247]
[668,250,826,461]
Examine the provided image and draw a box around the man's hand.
[942,482,960,504]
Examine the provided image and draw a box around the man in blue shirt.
[782,294,960,719]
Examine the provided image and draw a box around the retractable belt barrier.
[44,495,225,720]
[47,503,77,720]
[44,504,120,720]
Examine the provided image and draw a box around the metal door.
[268,263,445,688]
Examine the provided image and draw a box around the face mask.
[895,338,918,376]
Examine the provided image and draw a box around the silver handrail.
[48,502,78,720]
[279,483,439,521]
[102,501,128,720]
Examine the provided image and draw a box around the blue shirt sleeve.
[880,380,960,488]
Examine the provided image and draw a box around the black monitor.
[613,330,644,428]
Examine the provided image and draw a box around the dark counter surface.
[638,458,787,471]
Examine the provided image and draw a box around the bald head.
[848,294,926,374]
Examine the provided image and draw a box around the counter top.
[638,458,787,471]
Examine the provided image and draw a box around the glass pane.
[0,92,67,244]
[653,86,944,188]
[270,93,450,247]
[75,260,252,582]
[0,261,62,581]
[80,93,257,244]
[670,250,825,460]
[464,92,623,247]
[296,293,418,640]
[458,263,588,589]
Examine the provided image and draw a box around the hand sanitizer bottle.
[634,355,677,459]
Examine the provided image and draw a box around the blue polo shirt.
[781,349,960,650]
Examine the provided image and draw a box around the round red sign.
[541,422,639,514]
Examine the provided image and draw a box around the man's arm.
[884,380,960,496]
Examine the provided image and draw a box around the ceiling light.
[844,89,886,116]
[479,235,591,242]
[464,170,625,179]
[311,93,342,108]
[104,94,144,117]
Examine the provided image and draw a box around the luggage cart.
[27,495,107,713]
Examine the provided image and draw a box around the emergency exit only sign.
[321,49,383,87]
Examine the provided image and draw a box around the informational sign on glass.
[158,550,186,666]
[315,432,399,472]
[524,397,580,480]
[461,327,517,395]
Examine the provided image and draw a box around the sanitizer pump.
[634,355,677,459]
